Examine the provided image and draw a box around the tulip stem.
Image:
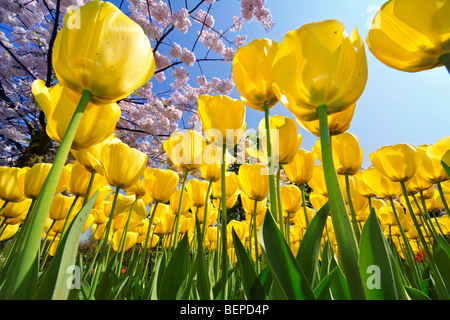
[437,181,450,215]
[388,197,421,289]
[264,101,278,220]
[201,180,212,247]
[253,199,259,274]
[345,173,360,243]
[317,104,366,300]
[0,89,92,299]
[300,184,310,227]
[117,195,138,276]
[276,164,285,237]
[221,144,228,300]
[83,169,96,206]
[439,53,450,74]
[173,169,189,252]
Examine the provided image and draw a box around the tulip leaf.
[158,233,190,300]
[232,228,267,300]
[257,266,273,298]
[432,238,450,297]
[258,209,315,300]
[313,267,337,300]
[33,190,98,300]
[359,208,408,300]
[296,201,330,288]
[405,286,431,300]
[328,258,350,300]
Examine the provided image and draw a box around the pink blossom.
[172,67,189,88]
[198,30,225,54]
[195,9,215,30]
[169,43,182,58]
[171,8,191,34]
[180,48,196,66]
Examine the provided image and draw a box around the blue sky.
[116,0,450,169]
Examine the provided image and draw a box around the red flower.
[121,268,127,275]
[415,251,426,263]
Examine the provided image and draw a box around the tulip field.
[1,0,450,303]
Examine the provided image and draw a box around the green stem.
[172,169,189,251]
[317,104,366,300]
[201,180,213,247]
[276,164,284,237]
[439,53,450,74]
[253,199,259,274]
[345,173,360,243]
[221,144,228,300]
[264,101,278,219]
[0,201,8,217]
[400,181,450,300]
[388,197,421,289]
[139,201,159,279]
[117,195,138,276]
[83,170,97,206]
[0,89,92,299]
[300,184,310,227]
[437,182,450,215]
[59,195,80,240]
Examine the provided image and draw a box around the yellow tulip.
[378,200,406,229]
[212,192,240,210]
[143,168,179,204]
[353,171,376,199]
[211,172,240,200]
[280,184,303,219]
[405,175,433,195]
[1,198,33,219]
[361,167,402,199]
[0,223,19,242]
[48,193,78,221]
[370,144,419,182]
[112,230,138,252]
[68,161,108,197]
[272,20,367,121]
[104,193,136,218]
[32,81,121,150]
[295,102,356,137]
[0,167,27,203]
[307,165,328,196]
[241,193,267,216]
[367,0,450,72]
[71,134,116,173]
[234,163,269,201]
[313,132,363,175]
[163,130,207,172]
[197,95,246,148]
[154,204,177,235]
[427,136,450,167]
[169,189,193,216]
[17,163,68,199]
[101,139,148,189]
[283,149,315,185]
[205,227,218,251]
[415,146,449,184]
[232,38,279,111]
[52,0,155,103]
[200,149,230,182]
[291,206,316,229]
[248,115,302,165]
[186,179,210,208]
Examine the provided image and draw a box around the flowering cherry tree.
[0,0,274,170]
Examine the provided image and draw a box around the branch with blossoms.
[0,0,274,168]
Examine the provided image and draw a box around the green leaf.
[441,159,450,177]
[158,233,190,300]
[313,267,337,300]
[432,238,450,296]
[33,190,98,300]
[328,258,350,300]
[296,202,330,287]
[258,209,315,300]
[359,209,408,300]
[232,228,267,300]
[405,286,431,300]
[257,266,273,298]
